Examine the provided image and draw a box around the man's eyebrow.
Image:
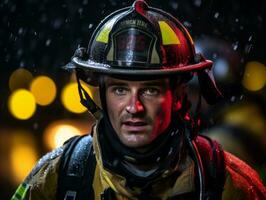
[105,81,128,87]
[143,81,166,86]
[142,80,169,87]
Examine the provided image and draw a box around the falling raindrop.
[169,0,178,10]
[46,39,51,46]
[11,5,16,12]
[245,44,253,54]
[232,42,238,50]
[33,123,39,130]
[78,8,83,15]
[18,28,24,35]
[53,18,63,29]
[194,0,202,7]
[183,21,192,28]
[83,0,88,5]
[214,12,219,18]
[17,48,23,57]
[20,61,25,67]
[5,54,11,62]
[230,96,236,102]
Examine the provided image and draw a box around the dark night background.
[0,0,265,199]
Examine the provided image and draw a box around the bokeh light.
[10,145,38,184]
[213,58,230,79]
[242,61,266,91]
[44,122,82,150]
[8,89,36,120]
[30,75,57,106]
[223,104,265,138]
[61,82,92,113]
[9,68,33,91]
[4,130,39,184]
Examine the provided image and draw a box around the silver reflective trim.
[64,190,77,200]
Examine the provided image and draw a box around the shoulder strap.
[195,135,225,200]
[57,134,96,200]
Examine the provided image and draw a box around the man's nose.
[125,94,144,114]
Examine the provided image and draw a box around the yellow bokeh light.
[30,76,57,106]
[10,145,38,184]
[223,104,265,137]
[8,89,36,120]
[43,120,91,151]
[44,123,82,150]
[61,82,92,113]
[54,125,81,147]
[242,61,266,91]
[9,68,33,91]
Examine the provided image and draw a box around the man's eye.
[142,88,159,96]
[113,87,127,95]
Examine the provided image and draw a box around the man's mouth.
[123,121,148,126]
[122,120,148,132]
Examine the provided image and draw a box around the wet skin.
[105,76,175,149]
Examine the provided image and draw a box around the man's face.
[105,76,175,149]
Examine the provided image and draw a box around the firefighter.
[11,1,266,199]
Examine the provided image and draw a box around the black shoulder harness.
[57,134,96,200]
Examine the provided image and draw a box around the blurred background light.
[10,145,38,184]
[30,75,57,106]
[54,125,80,147]
[8,89,36,120]
[9,68,33,91]
[61,82,92,113]
[213,58,230,79]
[43,120,90,150]
[0,129,39,185]
[222,103,265,138]
[242,61,266,91]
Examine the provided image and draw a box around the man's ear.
[172,84,186,112]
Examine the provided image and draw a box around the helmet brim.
[66,56,213,76]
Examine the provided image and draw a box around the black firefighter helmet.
[64,0,223,115]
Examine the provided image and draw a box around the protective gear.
[11,124,266,200]
[64,0,222,108]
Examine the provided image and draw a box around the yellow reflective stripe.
[102,170,119,193]
[94,153,118,193]
[159,21,180,45]
[11,183,29,200]
[96,18,117,43]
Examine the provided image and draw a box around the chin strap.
[76,71,102,120]
[197,68,223,105]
